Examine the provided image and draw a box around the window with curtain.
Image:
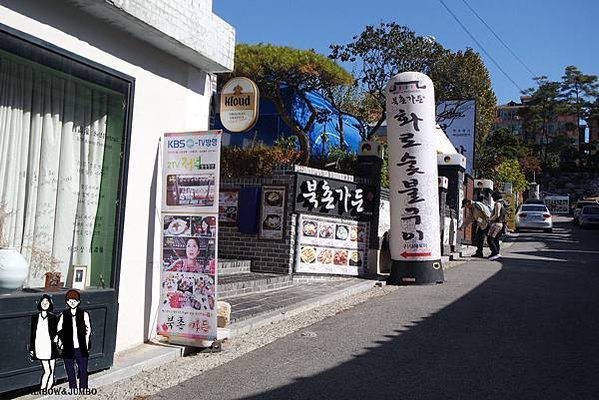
[0,49,125,289]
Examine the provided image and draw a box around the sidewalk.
[19,244,488,399]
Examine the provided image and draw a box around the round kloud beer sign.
[219,77,259,133]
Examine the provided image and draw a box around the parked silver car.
[573,200,599,225]
[515,204,553,233]
[579,205,599,229]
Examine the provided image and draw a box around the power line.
[461,0,537,78]
[438,0,524,93]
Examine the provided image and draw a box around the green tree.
[223,43,354,164]
[488,159,528,193]
[329,22,448,138]
[431,49,497,149]
[520,76,564,165]
[329,23,497,143]
[560,66,599,151]
[476,127,533,178]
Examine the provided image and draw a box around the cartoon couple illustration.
[29,290,92,390]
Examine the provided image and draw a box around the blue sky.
[214,0,599,105]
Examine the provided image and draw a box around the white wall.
[0,2,217,352]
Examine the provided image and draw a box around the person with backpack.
[487,192,507,260]
[462,198,491,258]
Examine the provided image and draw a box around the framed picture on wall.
[219,189,239,226]
[259,186,286,240]
[72,266,87,290]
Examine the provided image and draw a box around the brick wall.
[219,165,376,275]
[219,168,297,275]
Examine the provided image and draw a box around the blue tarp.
[215,88,365,154]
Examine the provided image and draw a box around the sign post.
[385,72,443,285]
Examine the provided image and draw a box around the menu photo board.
[159,131,221,344]
[259,186,286,240]
[296,214,368,276]
[219,189,239,226]
[158,213,217,341]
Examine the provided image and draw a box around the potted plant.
[28,247,62,289]
[0,203,29,291]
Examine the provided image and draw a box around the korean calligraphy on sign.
[295,174,374,221]
[385,72,441,263]
[436,100,476,175]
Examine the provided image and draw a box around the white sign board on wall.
[436,100,476,176]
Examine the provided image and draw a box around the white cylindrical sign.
[385,72,443,284]
[220,77,259,133]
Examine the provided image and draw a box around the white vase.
[0,248,29,290]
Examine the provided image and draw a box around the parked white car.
[579,205,599,229]
[515,204,553,233]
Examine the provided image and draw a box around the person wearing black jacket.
[30,294,60,390]
[56,290,92,389]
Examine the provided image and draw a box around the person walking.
[462,199,491,257]
[29,294,60,390]
[487,192,507,260]
[56,290,92,389]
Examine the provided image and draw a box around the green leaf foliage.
[329,22,497,142]
[489,159,528,193]
[220,145,302,178]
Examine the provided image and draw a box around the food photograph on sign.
[297,215,367,275]
[166,174,216,207]
[219,190,239,225]
[259,186,286,240]
[160,272,216,311]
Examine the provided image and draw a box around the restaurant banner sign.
[295,173,375,221]
[158,131,221,343]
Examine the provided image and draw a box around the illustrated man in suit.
[56,289,92,389]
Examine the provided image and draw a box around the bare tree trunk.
[273,85,312,165]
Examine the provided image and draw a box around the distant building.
[495,96,580,146]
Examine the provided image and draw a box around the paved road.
[154,217,599,400]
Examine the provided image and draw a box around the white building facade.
[0,0,234,392]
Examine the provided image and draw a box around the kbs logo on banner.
[167,138,219,149]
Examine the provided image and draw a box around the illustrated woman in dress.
[29,294,59,390]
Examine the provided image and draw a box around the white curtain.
[0,55,107,287]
